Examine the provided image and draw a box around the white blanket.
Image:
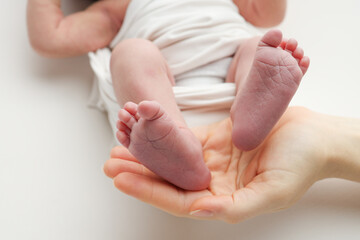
[88,0,260,141]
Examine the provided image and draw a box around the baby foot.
[231,29,310,151]
[116,101,211,190]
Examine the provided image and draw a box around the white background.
[1,0,360,239]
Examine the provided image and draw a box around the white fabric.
[109,0,259,76]
[88,0,260,141]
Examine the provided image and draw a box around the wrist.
[319,114,360,182]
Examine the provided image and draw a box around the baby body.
[27,0,309,190]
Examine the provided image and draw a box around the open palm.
[104,107,326,223]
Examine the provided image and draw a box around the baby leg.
[110,39,210,190]
[227,30,310,151]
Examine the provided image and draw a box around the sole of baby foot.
[231,29,310,151]
[116,101,211,191]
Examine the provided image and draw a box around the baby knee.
[111,38,159,63]
[110,39,168,78]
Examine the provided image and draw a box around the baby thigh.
[110,39,183,122]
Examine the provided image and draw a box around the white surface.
[1,0,360,239]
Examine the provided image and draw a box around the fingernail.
[190,210,214,218]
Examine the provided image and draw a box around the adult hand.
[103,107,329,223]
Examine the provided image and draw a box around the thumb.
[190,184,284,223]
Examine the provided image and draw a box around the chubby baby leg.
[229,30,310,150]
[110,39,210,190]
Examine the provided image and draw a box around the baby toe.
[260,29,283,48]
[285,38,298,52]
[292,47,304,60]
[116,131,130,148]
[118,109,137,129]
[299,56,310,74]
[124,102,138,117]
[280,38,288,49]
[118,121,131,136]
[138,101,164,121]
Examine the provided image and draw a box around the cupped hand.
[103,107,328,223]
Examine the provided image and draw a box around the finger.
[113,172,210,217]
[232,185,277,221]
[190,195,234,221]
[110,146,140,163]
[103,158,158,179]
